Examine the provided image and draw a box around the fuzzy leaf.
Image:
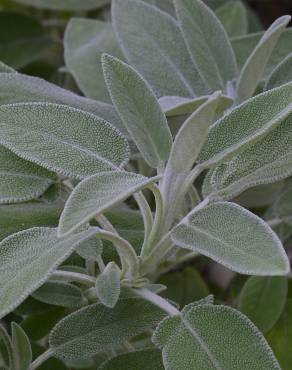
[112,0,207,97]
[171,202,290,275]
[0,145,55,204]
[13,0,109,10]
[265,53,292,90]
[236,16,290,103]
[98,349,164,370]
[0,61,16,73]
[153,304,281,370]
[32,281,84,308]
[0,227,97,318]
[76,236,103,261]
[215,1,248,37]
[0,103,129,179]
[49,298,165,362]
[198,82,292,167]
[11,323,32,370]
[103,54,172,167]
[64,18,123,102]
[174,0,237,91]
[59,171,159,236]
[95,262,121,308]
[202,114,292,201]
[239,276,287,333]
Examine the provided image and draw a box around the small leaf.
[58,171,159,236]
[265,53,292,90]
[102,54,172,167]
[153,304,281,370]
[32,281,84,308]
[171,202,290,275]
[76,235,103,261]
[0,227,97,318]
[64,18,123,102]
[95,262,121,308]
[112,0,207,97]
[13,0,109,10]
[11,323,32,370]
[49,298,165,362]
[215,1,248,37]
[98,349,164,370]
[239,276,287,333]
[198,82,292,167]
[174,0,238,91]
[236,15,290,103]
[0,103,129,179]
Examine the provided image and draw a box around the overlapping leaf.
[215,1,248,37]
[11,323,32,370]
[265,53,292,90]
[95,262,121,308]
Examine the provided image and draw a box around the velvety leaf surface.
[112,0,207,97]
[174,0,238,91]
[11,323,32,370]
[75,235,103,261]
[64,18,123,102]
[0,227,97,318]
[13,0,109,10]
[103,54,172,167]
[215,1,248,37]
[153,304,281,370]
[171,202,290,275]
[95,262,121,308]
[239,276,287,333]
[0,103,129,179]
[59,171,158,236]
[265,53,292,90]
[49,298,165,361]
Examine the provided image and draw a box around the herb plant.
[0,0,291,369]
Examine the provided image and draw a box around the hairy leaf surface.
[215,1,248,37]
[11,323,32,370]
[265,53,292,90]
[95,262,121,308]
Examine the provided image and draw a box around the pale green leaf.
[98,349,164,370]
[174,0,237,91]
[0,61,16,73]
[11,323,32,370]
[202,114,292,201]
[49,298,165,362]
[76,235,103,261]
[267,183,292,226]
[198,82,292,167]
[0,145,55,204]
[95,262,121,308]
[59,171,159,236]
[12,0,109,10]
[171,202,290,275]
[0,227,97,318]
[32,281,84,308]
[112,0,207,97]
[215,1,248,37]
[0,103,129,179]
[153,304,281,370]
[236,16,290,103]
[142,0,175,15]
[265,53,292,91]
[239,276,287,333]
[64,18,123,103]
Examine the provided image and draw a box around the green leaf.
[265,53,292,90]
[267,299,292,370]
[76,235,103,261]
[0,103,129,179]
[12,0,109,10]
[171,202,290,275]
[202,114,292,201]
[0,145,55,204]
[142,0,175,15]
[153,304,281,370]
[103,54,172,167]
[95,262,121,308]
[174,0,237,91]
[98,349,164,370]
[236,16,290,103]
[49,298,165,362]
[0,72,125,135]
[32,281,84,308]
[198,82,292,167]
[11,323,32,370]
[215,1,248,37]
[112,0,207,97]
[239,276,287,333]
[0,227,97,318]
[58,171,159,236]
[0,12,53,69]
[0,61,16,73]
[64,18,123,103]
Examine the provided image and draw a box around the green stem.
[30,349,54,370]
[51,270,95,286]
[134,191,153,249]
[96,214,118,234]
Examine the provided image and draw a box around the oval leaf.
[265,53,292,90]
[215,1,248,38]
[11,323,32,370]
[95,262,121,308]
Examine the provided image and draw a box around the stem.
[134,191,153,248]
[96,255,106,272]
[51,270,95,286]
[183,165,205,195]
[134,288,180,316]
[96,214,118,234]
[30,349,54,370]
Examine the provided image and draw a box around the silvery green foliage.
[0,1,291,369]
